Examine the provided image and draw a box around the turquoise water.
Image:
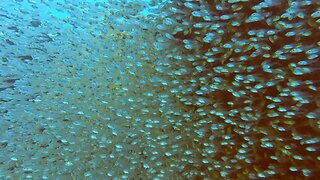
[0,0,319,179]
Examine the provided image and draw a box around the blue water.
[0,0,319,179]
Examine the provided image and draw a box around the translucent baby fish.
[245,12,264,23]
[203,33,215,43]
[311,10,320,18]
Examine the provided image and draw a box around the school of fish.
[0,0,319,179]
